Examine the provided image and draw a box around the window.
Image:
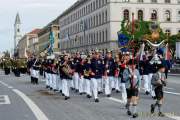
[151,0,157,3]
[178,11,180,22]
[122,0,130,2]
[102,12,104,23]
[105,29,108,41]
[165,0,171,3]
[123,9,129,21]
[138,10,143,20]
[105,10,108,22]
[165,10,171,21]
[178,30,180,34]
[165,29,171,36]
[151,10,158,21]
[138,0,143,2]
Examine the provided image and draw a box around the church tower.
[14,13,22,51]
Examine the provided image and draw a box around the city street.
[0,70,180,120]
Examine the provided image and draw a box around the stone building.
[58,0,180,52]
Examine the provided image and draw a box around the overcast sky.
[0,0,76,52]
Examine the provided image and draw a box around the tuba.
[61,62,73,78]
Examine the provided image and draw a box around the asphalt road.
[0,70,180,120]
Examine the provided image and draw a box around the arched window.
[165,29,171,36]
[178,11,180,22]
[165,10,171,21]
[138,10,143,20]
[124,9,129,21]
[151,10,157,21]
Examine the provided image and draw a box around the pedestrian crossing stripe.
[0,95,11,105]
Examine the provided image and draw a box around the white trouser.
[79,76,85,93]
[85,79,92,96]
[104,77,111,95]
[49,74,53,88]
[143,75,150,92]
[57,76,62,91]
[115,77,121,91]
[52,74,58,90]
[149,73,155,97]
[73,73,79,90]
[110,77,115,89]
[97,78,103,92]
[45,72,50,86]
[121,83,127,103]
[62,79,70,97]
[91,78,98,99]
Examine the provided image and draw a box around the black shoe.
[158,112,165,117]
[152,96,156,100]
[151,104,155,114]
[98,91,103,94]
[107,94,111,97]
[62,93,65,96]
[125,104,128,109]
[46,86,49,88]
[145,91,150,95]
[59,90,62,93]
[50,87,53,90]
[54,89,58,92]
[112,88,115,91]
[127,111,132,116]
[132,113,138,118]
[75,89,79,93]
[79,93,83,95]
[116,90,120,93]
[95,99,99,102]
[86,95,92,98]
[71,88,75,90]
[65,96,70,100]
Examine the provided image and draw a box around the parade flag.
[136,43,145,61]
[48,31,54,54]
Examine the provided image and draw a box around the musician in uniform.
[90,50,103,102]
[72,52,81,93]
[151,64,166,117]
[60,54,74,100]
[123,59,141,118]
[77,54,86,95]
[32,59,40,84]
[51,59,59,91]
[103,50,115,97]
[83,55,92,98]
[114,53,121,93]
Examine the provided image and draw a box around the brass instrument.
[84,70,91,77]
[61,62,73,78]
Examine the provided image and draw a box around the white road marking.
[0,95,11,105]
[0,81,9,87]
[107,97,125,104]
[164,87,175,90]
[12,89,49,120]
[164,91,180,96]
[165,113,180,120]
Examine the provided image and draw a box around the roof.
[28,29,41,35]
[15,13,21,24]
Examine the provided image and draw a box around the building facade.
[27,29,41,56]
[17,35,28,58]
[58,0,180,52]
[38,19,60,55]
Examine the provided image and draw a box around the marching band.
[1,49,169,118]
